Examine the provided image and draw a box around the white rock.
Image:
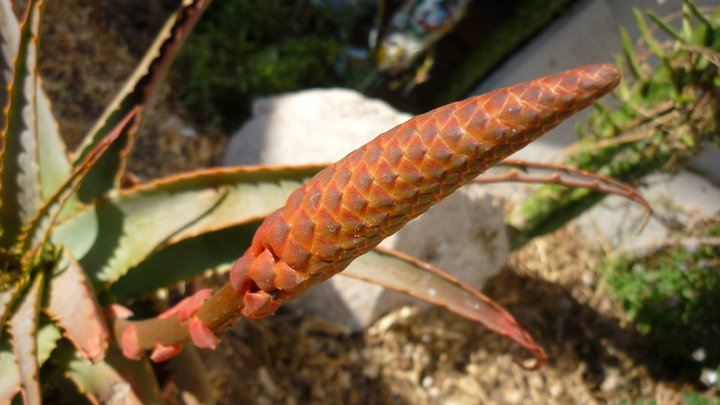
[223,88,412,166]
[224,88,508,331]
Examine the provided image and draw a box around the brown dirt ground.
[186,225,715,405]
[38,2,717,404]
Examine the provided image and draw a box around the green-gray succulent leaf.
[0,339,18,404]
[19,108,139,267]
[73,0,212,203]
[111,220,261,299]
[342,247,547,366]
[0,0,20,124]
[55,165,321,287]
[47,249,109,363]
[0,282,18,334]
[8,273,43,405]
[58,343,163,405]
[0,323,60,405]
[36,80,73,204]
[0,0,45,248]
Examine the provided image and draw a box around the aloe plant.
[507,0,720,249]
[0,0,647,403]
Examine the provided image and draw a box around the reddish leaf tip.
[514,348,550,371]
[107,304,134,320]
[120,325,142,360]
[149,343,183,362]
[230,253,253,295]
[188,317,220,349]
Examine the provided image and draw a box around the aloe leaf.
[682,3,694,43]
[0,0,45,248]
[8,273,43,405]
[0,323,60,404]
[36,80,73,204]
[110,220,261,299]
[59,344,162,405]
[0,283,18,333]
[54,165,321,287]
[19,108,139,267]
[483,160,652,213]
[0,0,20,122]
[342,247,548,366]
[73,0,212,202]
[35,322,61,363]
[0,337,21,403]
[634,8,665,58]
[47,249,109,363]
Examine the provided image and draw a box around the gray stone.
[224,88,509,331]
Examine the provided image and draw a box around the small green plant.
[507,0,720,249]
[603,216,720,378]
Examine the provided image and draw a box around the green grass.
[174,0,352,129]
[603,217,720,379]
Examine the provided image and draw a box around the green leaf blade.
[0,0,45,247]
[110,220,261,299]
[55,165,321,287]
[59,344,162,405]
[0,322,62,403]
[619,26,642,80]
[343,247,548,367]
[0,338,21,404]
[36,80,72,204]
[8,274,43,405]
[19,108,139,266]
[0,282,19,333]
[647,10,684,43]
[73,0,212,203]
[0,0,20,124]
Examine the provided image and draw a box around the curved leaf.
[0,0,44,247]
[342,247,548,368]
[48,250,109,363]
[59,344,162,405]
[54,165,321,286]
[36,80,72,203]
[19,108,139,267]
[73,0,212,202]
[0,282,18,333]
[0,0,20,122]
[0,337,20,403]
[0,323,60,405]
[110,220,261,299]
[8,273,43,405]
[482,159,652,214]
